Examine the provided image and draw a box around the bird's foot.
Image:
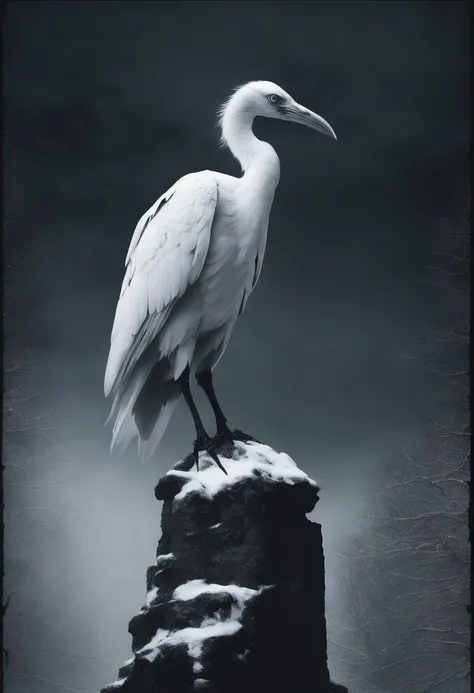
[193,433,228,475]
[215,425,260,446]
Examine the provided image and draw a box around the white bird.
[104,80,336,473]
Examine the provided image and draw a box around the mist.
[3,2,469,691]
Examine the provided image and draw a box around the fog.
[3,2,468,691]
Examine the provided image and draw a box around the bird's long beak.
[281,103,337,139]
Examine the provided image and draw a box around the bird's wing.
[251,214,269,291]
[238,213,269,318]
[104,172,218,396]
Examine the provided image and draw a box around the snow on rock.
[139,620,242,664]
[145,586,159,606]
[106,678,126,689]
[172,579,261,604]
[156,552,174,564]
[99,440,345,693]
[137,579,265,672]
[166,441,318,501]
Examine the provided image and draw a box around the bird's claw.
[215,426,260,445]
[193,435,228,475]
[192,440,200,473]
[233,428,260,443]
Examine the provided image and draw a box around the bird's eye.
[267,94,282,105]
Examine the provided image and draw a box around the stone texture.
[100,441,348,693]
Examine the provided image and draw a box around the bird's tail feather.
[112,409,139,455]
[108,355,181,461]
[108,367,150,454]
[137,394,180,462]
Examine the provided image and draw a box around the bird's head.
[219,80,337,140]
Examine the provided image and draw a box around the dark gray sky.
[3,2,469,692]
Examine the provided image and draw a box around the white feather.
[104,80,335,458]
[137,395,180,462]
[104,173,218,397]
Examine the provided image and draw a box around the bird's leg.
[196,369,231,437]
[196,369,258,445]
[178,366,227,475]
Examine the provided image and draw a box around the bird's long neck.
[221,100,280,187]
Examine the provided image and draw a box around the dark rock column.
[100,441,348,693]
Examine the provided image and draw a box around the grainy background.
[3,1,469,691]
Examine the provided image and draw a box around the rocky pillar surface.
[101,441,348,693]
